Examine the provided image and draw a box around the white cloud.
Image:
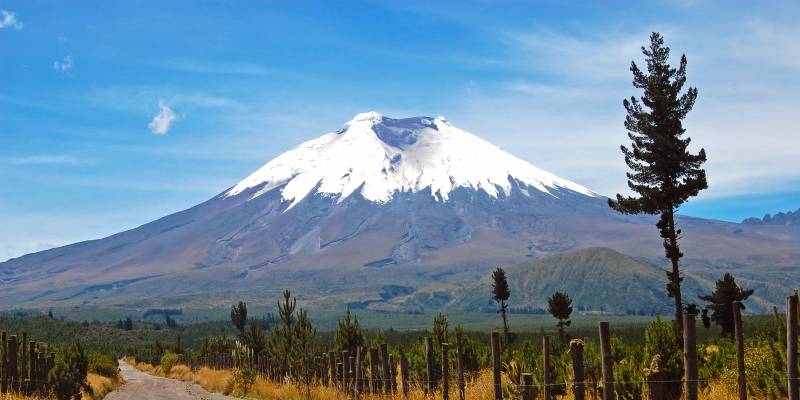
[53,55,74,72]
[148,100,177,135]
[0,9,23,30]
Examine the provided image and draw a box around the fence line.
[0,330,55,396]
[170,295,800,400]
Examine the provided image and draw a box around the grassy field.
[0,310,778,357]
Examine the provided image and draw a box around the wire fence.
[163,298,800,400]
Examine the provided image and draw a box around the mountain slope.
[0,113,798,311]
[387,247,786,314]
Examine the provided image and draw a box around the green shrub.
[160,351,181,375]
[228,366,256,396]
[643,316,683,400]
[88,351,119,378]
[49,341,91,400]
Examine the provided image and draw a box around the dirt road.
[104,360,237,400]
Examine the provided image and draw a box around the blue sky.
[1,1,798,261]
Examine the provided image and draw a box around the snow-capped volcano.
[2,112,798,311]
[227,112,597,208]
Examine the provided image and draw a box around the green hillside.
[392,247,719,314]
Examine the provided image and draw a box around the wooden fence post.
[339,362,345,391]
[789,294,799,400]
[347,354,353,391]
[355,347,363,397]
[683,313,698,400]
[342,350,350,392]
[381,343,391,395]
[400,353,409,399]
[598,322,614,400]
[456,332,465,400]
[8,335,18,390]
[442,342,450,400]
[350,355,357,395]
[2,331,7,394]
[543,336,551,400]
[28,341,35,392]
[20,333,26,384]
[426,337,434,394]
[491,332,503,400]
[521,373,533,400]
[571,340,585,400]
[732,301,747,400]
[369,347,379,394]
[327,351,335,386]
[389,354,397,393]
[36,352,43,391]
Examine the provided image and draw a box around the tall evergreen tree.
[491,267,511,342]
[699,273,754,338]
[230,301,248,339]
[547,291,573,340]
[609,32,707,331]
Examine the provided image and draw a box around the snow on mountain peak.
[226,112,598,208]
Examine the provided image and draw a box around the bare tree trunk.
[732,301,747,400]
[665,209,684,333]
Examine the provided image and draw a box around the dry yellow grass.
[193,366,236,394]
[0,394,47,400]
[128,361,755,400]
[0,373,122,400]
[82,371,124,400]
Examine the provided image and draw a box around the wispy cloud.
[505,28,659,82]
[0,9,23,30]
[3,155,92,165]
[449,17,800,200]
[148,100,177,135]
[729,20,800,69]
[159,58,274,76]
[53,55,74,72]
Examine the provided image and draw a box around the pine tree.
[609,32,707,331]
[277,289,297,378]
[547,291,573,340]
[294,309,318,393]
[245,319,266,356]
[334,308,365,355]
[230,301,248,339]
[49,341,90,400]
[699,273,754,338]
[491,267,511,342]
[123,317,133,331]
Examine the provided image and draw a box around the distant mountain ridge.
[0,113,798,313]
[743,208,800,226]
